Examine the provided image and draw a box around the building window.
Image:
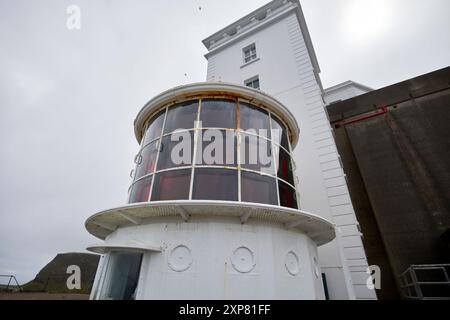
[245,76,260,90]
[243,43,257,64]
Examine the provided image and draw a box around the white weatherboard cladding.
[204,5,375,299]
[94,218,325,300]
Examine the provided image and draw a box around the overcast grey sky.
[1,0,449,284]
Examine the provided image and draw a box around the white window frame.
[242,43,257,64]
[244,76,260,90]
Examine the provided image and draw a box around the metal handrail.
[399,264,450,300]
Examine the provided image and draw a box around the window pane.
[129,176,152,203]
[143,109,165,145]
[134,140,158,180]
[271,116,290,151]
[278,181,298,209]
[197,130,237,167]
[192,168,238,201]
[164,100,198,134]
[275,147,294,185]
[240,133,273,173]
[104,252,142,300]
[157,132,194,171]
[200,99,236,129]
[151,169,191,201]
[241,172,278,205]
[240,102,270,136]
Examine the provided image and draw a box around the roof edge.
[133,82,300,148]
[324,80,374,94]
[202,0,321,75]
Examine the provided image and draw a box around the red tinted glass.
[192,168,238,201]
[151,170,191,201]
[278,181,298,209]
[276,147,294,185]
[271,116,289,151]
[241,172,277,205]
[134,140,158,180]
[129,176,152,203]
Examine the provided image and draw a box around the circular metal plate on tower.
[285,251,300,276]
[168,245,193,272]
[231,246,256,273]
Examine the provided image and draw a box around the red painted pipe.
[337,106,388,127]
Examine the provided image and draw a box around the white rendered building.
[323,81,373,105]
[86,83,336,300]
[202,0,376,299]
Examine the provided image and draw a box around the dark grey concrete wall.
[327,67,450,299]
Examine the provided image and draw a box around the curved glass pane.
[164,100,199,134]
[200,99,236,129]
[151,169,191,201]
[240,133,273,174]
[157,132,194,171]
[240,102,270,137]
[275,146,294,185]
[271,116,289,151]
[196,130,237,167]
[134,140,158,181]
[192,168,238,201]
[102,252,142,300]
[143,109,165,146]
[241,172,278,205]
[130,96,300,209]
[129,176,152,204]
[278,181,298,209]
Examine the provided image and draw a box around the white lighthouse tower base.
[87,201,334,300]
